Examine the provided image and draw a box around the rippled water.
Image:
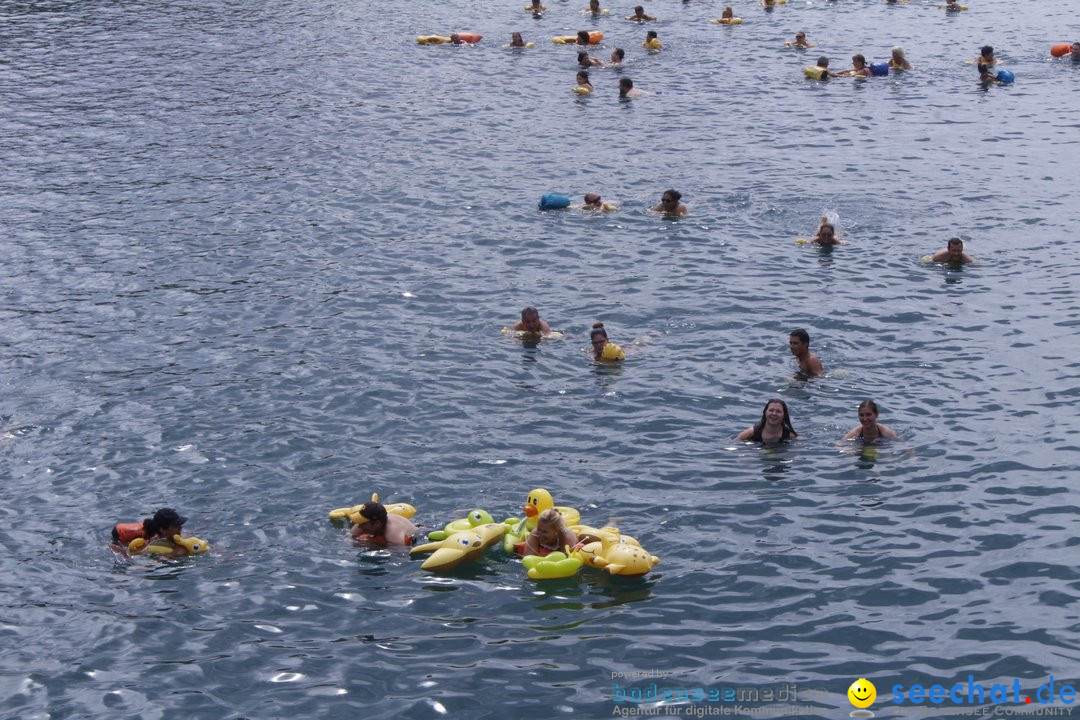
[2,0,1080,717]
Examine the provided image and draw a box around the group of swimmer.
[420,1,1080,96]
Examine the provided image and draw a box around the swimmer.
[974,45,998,66]
[580,192,617,211]
[838,54,872,77]
[811,218,840,245]
[590,322,626,361]
[526,0,547,12]
[578,50,603,68]
[721,5,734,20]
[576,70,595,93]
[643,30,662,50]
[626,5,656,21]
[931,237,973,265]
[812,56,839,78]
[510,32,528,48]
[842,400,898,442]
[450,33,462,45]
[126,508,192,557]
[1070,42,1080,59]
[977,62,997,84]
[584,0,610,14]
[785,31,814,48]
[889,46,912,70]
[619,76,648,98]
[608,48,626,66]
[576,30,593,46]
[788,328,823,377]
[511,306,552,334]
[654,189,687,217]
[522,509,579,557]
[350,500,418,546]
[736,399,798,445]
[944,0,966,10]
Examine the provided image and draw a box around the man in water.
[789,328,823,377]
[619,77,648,98]
[931,237,973,265]
[511,307,552,334]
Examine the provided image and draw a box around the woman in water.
[889,46,912,70]
[838,54,872,77]
[812,218,840,245]
[842,400,898,442]
[654,189,687,216]
[589,322,625,361]
[737,399,798,444]
[522,509,579,557]
[577,51,603,68]
[626,5,656,21]
[509,32,528,48]
[576,70,594,93]
[111,507,189,555]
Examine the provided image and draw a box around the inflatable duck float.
[410,523,505,572]
[328,493,417,525]
[129,534,211,556]
[503,488,582,552]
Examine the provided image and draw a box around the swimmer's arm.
[841,426,861,441]
[877,424,898,439]
[736,427,755,441]
[962,253,974,264]
[540,320,552,333]
[930,250,949,262]
[805,356,823,376]
[522,533,541,557]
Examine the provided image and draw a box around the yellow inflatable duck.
[522,551,582,580]
[328,493,417,524]
[128,534,211,556]
[410,523,505,572]
[572,530,659,577]
[521,488,581,530]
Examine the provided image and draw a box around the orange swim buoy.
[112,522,145,544]
[455,32,483,44]
[1051,43,1072,58]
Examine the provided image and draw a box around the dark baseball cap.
[153,508,188,527]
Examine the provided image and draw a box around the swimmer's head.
[612,47,625,61]
[858,399,880,425]
[450,33,462,45]
[646,30,658,41]
[788,328,811,355]
[577,30,591,44]
[590,322,609,348]
[795,32,806,43]
[660,189,682,209]
[357,501,388,530]
[891,46,906,61]
[852,54,866,68]
[584,192,602,207]
[758,398,793,430]
[634,5,644,12]
[151,508,187,535]
[577,70,590,84]
[1071,42,1080,55]
[520,307,543,332]
[947,237,966,258]
[590,0,600,8]
[511,32,524,44]
[980,45,994,59]
[817,56,829,68]
[619,76,634,96]
[817,222,836,241]
[531,0,542,6]
[578,51,590,66]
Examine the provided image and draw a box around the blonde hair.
[537,509,566,531]
[892,46,906,60]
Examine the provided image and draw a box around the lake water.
[2,0,1080,718]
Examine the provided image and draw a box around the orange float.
[1051,43,1072,58]
[112,522,145,544]
[455,32,483,44]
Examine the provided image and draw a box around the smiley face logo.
[848,678,876,709]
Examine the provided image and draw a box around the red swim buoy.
[1051,43,1072,58]
[454,32,483,44]
[112,522,145,544]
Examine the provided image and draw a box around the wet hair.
[358,501,388,528]
[646,30,658,41]
[577,70,590,83]
[612,48,625,60]
[577,30,591,44]
[891,46,906,59]
[662,189,682,202]
[789,328,810,346]
[577,51,590,66]
[590,0,600,7]
[858,399,880,416]
[584,192,601,205]
[817,56,829,68]
[536,509,567,532]
[947,237,964,248]
[755,399,798,437]
[816,222,836,239]
[590,322,609,342]
[634,5,644,12]
[521,306,539,320]
[852,54,866,66]
[619,77,634,93]
[981,45,994,58]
